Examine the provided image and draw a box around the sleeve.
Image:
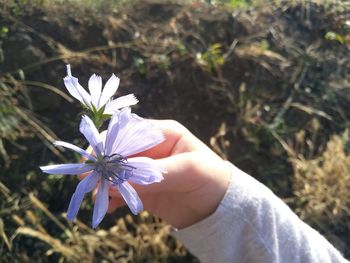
[172,162,348,263]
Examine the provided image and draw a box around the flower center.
[95,154,135,185]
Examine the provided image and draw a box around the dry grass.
[290,130,350,232]
[1,188,189,262]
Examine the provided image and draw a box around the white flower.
[63,65,138,114]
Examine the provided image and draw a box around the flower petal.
[104,94,139,114]
[88,74,102,109]
[118,181,143,215]
[79,115,104,156]
[40,163,94,175]
[67,171,99,221]
[127,157,164,185]
[111,109,164,156]
[64,65,91,107]
[98,74,120,108]
[92,179,109,228]
[104,113,120,156]
[54,141,96,161]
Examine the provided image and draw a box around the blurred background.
[0,0,349,261]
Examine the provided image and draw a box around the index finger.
[130,119,201,159]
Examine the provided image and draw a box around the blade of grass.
[13,107,67,161]
[3,80,73,102]
[0,218,12,250]
[29,193,70,235]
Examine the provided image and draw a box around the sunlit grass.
[291,130,350,229]
[1,186,189,262]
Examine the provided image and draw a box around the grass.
[1,186,189,262]
[291,130,350,231]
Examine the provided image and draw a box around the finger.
[108,153,198,198]
[78,146,94,179]
[107,196,125,213]
[131,119,213,159]
[129,119,188,159]
[108,185,119,196]
[78,171,91,180]
[91,187,97,202]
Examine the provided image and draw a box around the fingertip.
[92,188,97,202]
[108,186,121,197]
[78,171,91,180]
[107,196,125,213]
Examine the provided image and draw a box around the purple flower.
[64,65,138,114]
[40,108,165,228]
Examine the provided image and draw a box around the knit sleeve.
[172,163,348,263]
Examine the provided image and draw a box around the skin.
[86,120,231,229]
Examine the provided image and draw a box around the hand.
[107,120,231,229]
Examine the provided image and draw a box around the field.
[0,0,350,261]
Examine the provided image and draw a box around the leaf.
[325,31,345,45]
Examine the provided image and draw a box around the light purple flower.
[40,108,165,228]
[63,65,138,114]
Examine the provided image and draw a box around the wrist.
[176,158,231,229]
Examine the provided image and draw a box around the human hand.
[107,120,231,229]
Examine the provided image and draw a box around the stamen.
[97,154,136,185]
